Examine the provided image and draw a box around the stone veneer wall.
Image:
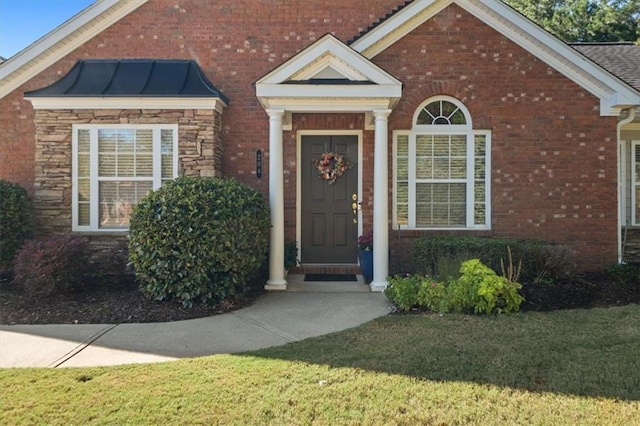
[32,108,223,253]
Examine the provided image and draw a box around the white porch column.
[265,108,287,290]
[371,109,392,292]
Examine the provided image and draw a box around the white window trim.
[393,96,491,231]
[72,124,179,232]
[632,140,640,226]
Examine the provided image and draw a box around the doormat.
[304,274,358,282]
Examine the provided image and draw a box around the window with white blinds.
[72,125,178,231]
[394,96,491,230]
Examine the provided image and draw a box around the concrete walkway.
[0,275,391,368]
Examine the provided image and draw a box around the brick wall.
[32,108,222,235]
[374,4,618,270]
[0,0,622,270]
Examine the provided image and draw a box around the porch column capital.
[371,109,391,292]
[266,108,287,290]
[372,109,392,119]
[266,108,285,119]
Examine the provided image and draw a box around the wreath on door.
[312,152,353,184]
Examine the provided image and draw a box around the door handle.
[352,193,358,223]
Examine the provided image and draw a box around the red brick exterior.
[0,1,620,270]
[374,4,618,270]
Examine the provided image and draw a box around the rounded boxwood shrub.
[0,179,32,270]
[128,177,270,307]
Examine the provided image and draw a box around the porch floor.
[285,274,371,292]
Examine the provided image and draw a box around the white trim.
[259,98,397,112]
[296,130,364,263]
[351,0,453,57]
[71,123,178,232]
[256,34,402,112]
[0,0,149,99]
[632,141,640,227]
[392,113,491,231]
[26,97,227,112]
[412,95,473,129]
[618,108,637,262]
[257,34,401,87]
[351,0,640,115]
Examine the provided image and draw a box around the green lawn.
[2,305,639,425]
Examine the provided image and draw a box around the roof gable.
[255,34,402,111]
[0,0,148,99]
[257,34,400,87]
[350,0,640,115]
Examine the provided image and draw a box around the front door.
[301,135,359,264]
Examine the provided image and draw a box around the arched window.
[415,98,468,126]
[394,96,490,229]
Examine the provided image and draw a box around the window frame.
[632,140,640,226]
[393,96,491,230]
[72,124,179,232]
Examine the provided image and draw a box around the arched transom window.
[394,96,490,229]
[416,98,467,126]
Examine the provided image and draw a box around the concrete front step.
[285,274,371,292]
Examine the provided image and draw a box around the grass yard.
[2,305,639,425]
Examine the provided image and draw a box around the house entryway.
[300,134,359,264]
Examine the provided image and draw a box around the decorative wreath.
[312,152,353,184]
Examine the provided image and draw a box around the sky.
[0,0,95,59]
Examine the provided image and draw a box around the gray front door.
[301,135,359,264]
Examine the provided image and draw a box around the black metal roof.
[25,59,229,104]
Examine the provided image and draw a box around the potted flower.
[357,232,373,283]
[284,241,299,277]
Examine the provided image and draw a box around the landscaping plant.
[12,235,91,295]
[386,259,524,315]
[0,179,32,271]
[128,177,270,307]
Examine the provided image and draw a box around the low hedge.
[412,236,575,282]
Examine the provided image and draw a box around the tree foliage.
[504,0,639,43]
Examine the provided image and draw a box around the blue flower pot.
[359,249,374,283]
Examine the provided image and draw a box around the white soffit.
[0,0,149,99]
[351,0,640,115]
[25,97,227,113]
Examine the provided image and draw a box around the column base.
[369,280,388,292]
[265,280,287,291]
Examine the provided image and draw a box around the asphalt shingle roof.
[571,43,640,92]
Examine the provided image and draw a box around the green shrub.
[385,274,423,311]
[385,260,524,315]
[0,180,32,270]
[448,259,524,314]
[417,279,448,313]
[128,177,271,307]
[12,235,91,295]
[412,236,574,282]
[605,263,640,285]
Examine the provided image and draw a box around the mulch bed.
[1,272,638,325]
[0,277,262,325]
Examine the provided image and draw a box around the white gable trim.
[256,34,402,112]
[257,34,401,86]
[351,0,640,116]
[0,0,148,99]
